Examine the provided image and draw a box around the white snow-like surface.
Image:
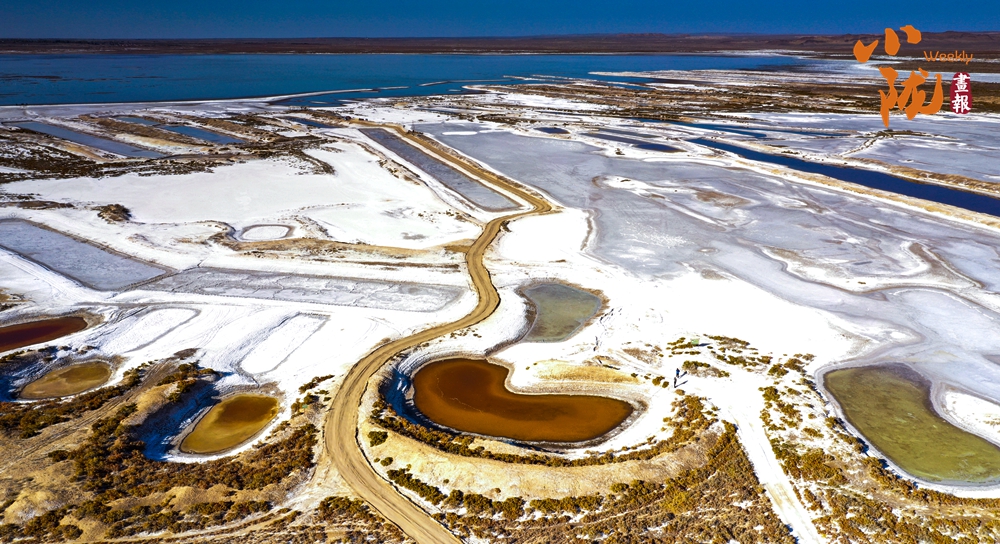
[239,314,327,374]
[478,91,609,111]
[741,112,1000,183]
[408,115,1000,505]
[304,204,475,249]
[90,308,197,355]
[6,159,319,225]
[940,390,1000,448]
[240,225,290,241]
[4,141,480,249]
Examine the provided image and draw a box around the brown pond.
[180,395,279,454]
[20,361,112,399]
[412,358,633,442]
[0,316,88,353]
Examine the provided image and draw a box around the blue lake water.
[0,53,804,106]
[286,116,337,128]
[159,125,243,144]
[115,117,244,143]
[690,138,1000,216]
[117,116,161,126]
[591,131,681,152]
[10,121,165,158]
[360,127,518,210]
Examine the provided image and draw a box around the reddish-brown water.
[0,317,88,353]
[412,358,633,442]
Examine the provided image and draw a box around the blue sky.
[2,0,998,38]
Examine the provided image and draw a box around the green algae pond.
[0,316,88,354]
[824,364,1000,483]
[412,358,633,443]
[521,283,602,342]
[180,394,279,454]
[20,361,112,399]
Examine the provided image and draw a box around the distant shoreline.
[3,32,999,57]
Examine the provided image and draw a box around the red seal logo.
[951,72,972,114]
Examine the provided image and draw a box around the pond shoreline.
[821,362,1000,491]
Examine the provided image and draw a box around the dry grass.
[693,189,751,208]
[534,360,640,384]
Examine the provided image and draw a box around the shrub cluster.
[158,362,216,402]
[370,392,714,467]
[60,404,317,496]
[299,374,334,394]
[433,423,794,543]
[367,430,388,447]
[386,468,446,505]
[315,496,407,542]
[443,489,525,520]
[16,406,318,539]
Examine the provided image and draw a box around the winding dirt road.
[323,124,552,543]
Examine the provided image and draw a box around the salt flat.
[4,74,1000,543]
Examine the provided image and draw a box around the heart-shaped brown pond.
[412,358,633,443]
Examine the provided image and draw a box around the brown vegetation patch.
[0,193,74,210]
[536,360,640,384]
[95,203,132,223]
[175,115,276,142]
[80,116,206,146]
[0,360,141,438]
[693,189,751,208]
[395,423,793,542]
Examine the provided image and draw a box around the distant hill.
[2,32,999,56]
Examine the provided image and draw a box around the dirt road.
[711,382,824,544]
[322,124,552,543]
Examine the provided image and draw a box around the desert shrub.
[62,403,316,497]
[315,496,407,542]
[291,394,320,414]
[386,468,446,505]
[158,362,216,403]
[25,406,316,539]
[368,430,388,447]
[768,364,789,377]
[530,494,603,514]
[96,203,131,222]
[370,393,714,467]
[496,497,525,520]
[299,375,334,394]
